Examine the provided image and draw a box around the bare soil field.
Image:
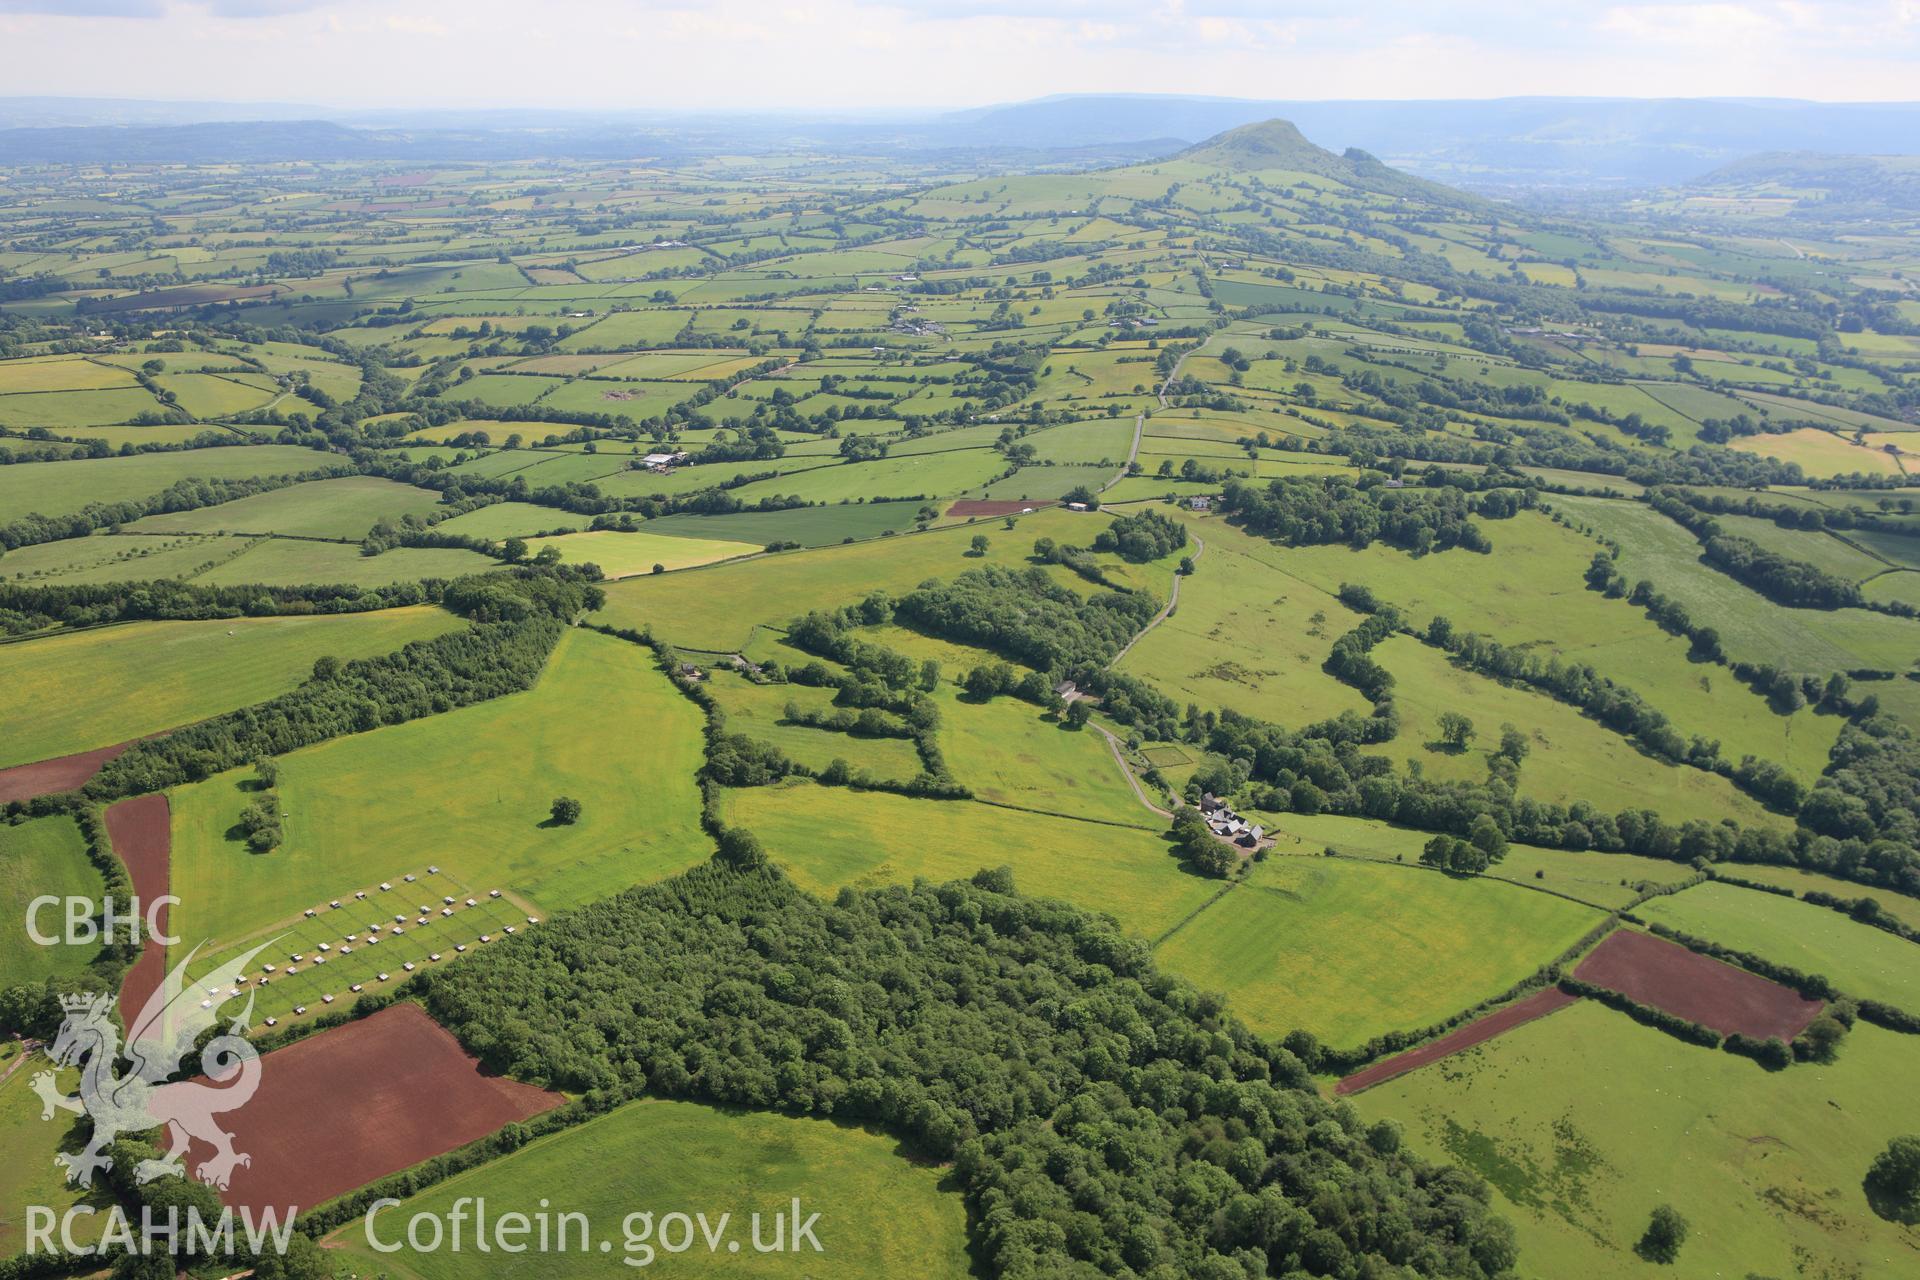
[1573,928,1823,1040]
[1334,987,1579,1095]
[106,794,170,1030]
[189,1003,563,1217]
[0,741,132,803]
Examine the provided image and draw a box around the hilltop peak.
[1173,116,1486,210]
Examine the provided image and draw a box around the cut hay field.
[641,501,926,546]
[1269,509,1842,783]
[0,608,462,768]
[0,814,103,983]
[1353,1001,1920,1279]
[1553,494,1920,678]
[520,528,761,577]
[591,508,1098,650]
[169,628,708,948]
[326,1098,972,1280]
[725,449,1006,505]
[124,475,444,540]
[1730,426,1905,477]
[1637,880,1920,1009]
[0,444,335,521]
[1152,855,1602,1047]
[719,781,1219,942]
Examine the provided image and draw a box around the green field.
[325,1098,971,1279]
[520,529,762,578]
[1263,812,1699,909]
[1114,518,1373,728]
[1355,1001,1920,1278]
[1553,494,1920,678]
[641,503,926,546]
[719,781,1219,942]
[0,445,335,521]
[1152,854,1602,1047]
[1368,634,1783,828]
[0,608,462,767]
[704,672,924,782]
[1638,880,1920,1009]
[1722,863,1920,930]
[0,814,104,983]
[431,502,593,539]
[1269,508,1842,783]
[934,681,1155,828]
[592,508,1101,650]
[124,476,445,540]
[168,628,708,947]
[194,538,498,587]
[0,1064,110,1259]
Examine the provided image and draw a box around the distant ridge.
[1174,119,1489,209]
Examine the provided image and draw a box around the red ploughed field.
[1334,986,1579,1095]
[947,499,1054,517]
[107,794,172,1030]
[189,1002,563,1217]
[1573,928,1824,1040]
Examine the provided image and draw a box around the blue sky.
[1,1,1917,110]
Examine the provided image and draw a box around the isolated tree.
[1065,700,1092,729]
[1437,711,1476,751]
[652,563,666,575]
[549,795,582,825]
[1636,1205,1688,1264]
[970,534,990,556]
[1468,813,1508,863]
[502,537,529,563]
[1866,1135,1920,1224]
[533,545,563,566]
[252,756,278,791]
[1178,555,1195,575]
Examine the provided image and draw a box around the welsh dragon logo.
[33,940,274,1190]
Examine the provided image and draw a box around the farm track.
[1102,335,1207,493]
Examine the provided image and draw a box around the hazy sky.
[2,0,1918,111]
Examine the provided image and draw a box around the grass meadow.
[1368,635,1785,829]
[1355,1001,1920,1279]
[0,608,462,767]
[0,814,103,984]
[0,445,335,521]
[719,781,1220,943]
[0,1065,109,1260]
[1263,812,1698,909]
[325,1098,971,1280]
[591,508,1100,650]
[1721,863,1920,931]
[194,539,498,587]
[1152,854,1601,1047]
[169,628,708,948]
[935,683,1155,828]
[1266,509,1841,783]
[519,529,761,578]
[705,673,924,782]
[1113,519,1373,728]
[1552,494,1920,678]
[125,476,443,540]
[1637,880,1920,1009]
